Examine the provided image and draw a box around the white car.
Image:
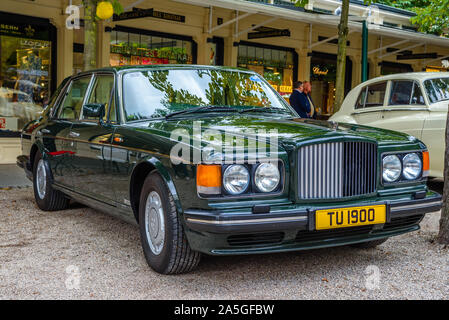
[330,72,449,179]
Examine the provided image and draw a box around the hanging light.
[96,1,114,20]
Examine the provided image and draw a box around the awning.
[173,0,449,48]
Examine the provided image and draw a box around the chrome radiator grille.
[298,142,377,199]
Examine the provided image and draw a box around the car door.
[44,76,92,189]
[381,80,429,139]
[69,73,116,202]
[350,81,387,127]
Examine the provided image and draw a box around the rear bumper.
[184,191,442,255]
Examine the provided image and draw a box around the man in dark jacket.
[303,81,318,119]
[289,81,310,118]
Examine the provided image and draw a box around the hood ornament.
[329,120,339,131]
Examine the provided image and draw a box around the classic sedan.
[330,72,449,179]
[17,65,442,274]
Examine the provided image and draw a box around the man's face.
[304,83,311,93]
[298,85,304,92]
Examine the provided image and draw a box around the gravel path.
[0,187,447,300]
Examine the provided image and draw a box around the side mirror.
[83,103,105,123]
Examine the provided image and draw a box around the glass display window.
[109,27,195,67]
[237,42,296,101]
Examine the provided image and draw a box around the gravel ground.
[0,186,447,300]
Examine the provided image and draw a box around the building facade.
[1,0,449,163]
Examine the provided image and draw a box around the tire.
[139,171,201,274]
[350,238,388,249]
[32,151,69,211]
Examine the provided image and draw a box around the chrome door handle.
[69,131,80,138]
[41,129,50,134]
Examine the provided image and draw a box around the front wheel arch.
[130,158,182,223]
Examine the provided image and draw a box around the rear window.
[355,82,387,109]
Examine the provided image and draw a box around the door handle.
[41,129,50,134]
[69,131,80,138]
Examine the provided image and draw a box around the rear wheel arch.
[129,158,181,224]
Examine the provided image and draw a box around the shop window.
[0,34,52,133]
[310,52,352,117]
[237,43,295,101]
[109,28,194,66]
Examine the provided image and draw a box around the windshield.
[424,77,449,103]
[122,69,294,121]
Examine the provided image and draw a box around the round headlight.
[255,163,280,193]
[223,165,250,195]
[383,155,402,183]
[403,153,422,180]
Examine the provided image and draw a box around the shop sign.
[115,8,185,23]
[313,66,328,75]
[248,29,290,39]
[113,8,154,21]
[0,118,5,129]
[0,23,49,40]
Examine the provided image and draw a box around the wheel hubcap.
[145,191,165,255]
[36,159,46,200]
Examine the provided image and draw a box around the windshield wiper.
[165,105,238,119]
[239,107,289,114]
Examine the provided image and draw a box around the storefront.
[108,26,197,66]
[0,11,56,163]
[309,51,352,117]
[237,41,297,101]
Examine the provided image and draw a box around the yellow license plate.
[315,205,386,230]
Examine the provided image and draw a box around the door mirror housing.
[82,103,105,123]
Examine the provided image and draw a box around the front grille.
[227,232,284,247]
[298,141,377,199]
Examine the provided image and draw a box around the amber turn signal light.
[196,165,222,195]
[422,151,429,177]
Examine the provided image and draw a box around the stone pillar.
[297,48,311,82]
[55,16,73,85]
[97,20,111,68]
[351,54,362,87]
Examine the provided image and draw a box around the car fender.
[135,156,183,215]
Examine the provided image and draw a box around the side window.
[389,81,413,105]
[84,74,114,121]
[355,87,367,109]
[411,82,425,105]
[364,82,386,108]
[59,77,92,120]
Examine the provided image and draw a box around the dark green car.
[17,65,442,274]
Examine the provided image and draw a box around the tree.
[333,0,350,113]
[373,1,445,35]
[437,110,449,245]
[82,0,123,71]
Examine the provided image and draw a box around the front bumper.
[184,191,442,255]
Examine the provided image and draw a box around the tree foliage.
[374,0,447,35]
